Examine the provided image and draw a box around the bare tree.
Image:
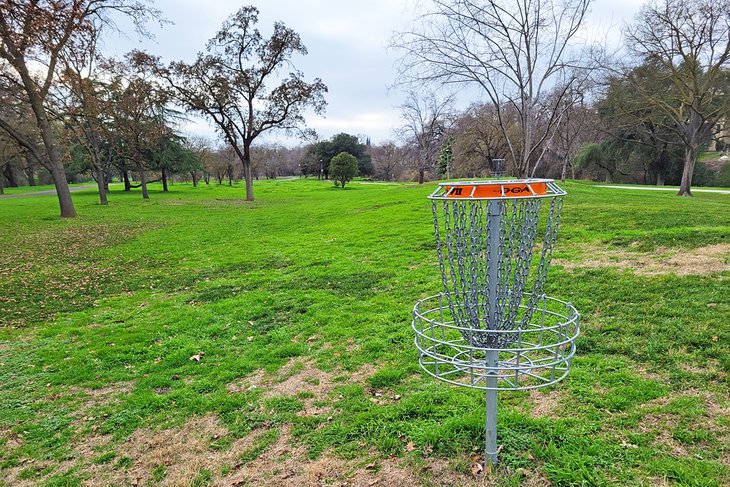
[0,0,160,217]
[394,0,594,177]
[184,135,215,186]
[398,90,453,183]
[370,141,406,181]
[625,0,730,196]
[139,5,327,202]
[550,87,597,181]
[452,102,511,177]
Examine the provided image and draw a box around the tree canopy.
[139,5,327,201]
[329,151,359,188]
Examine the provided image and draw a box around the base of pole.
[485,350,499,465]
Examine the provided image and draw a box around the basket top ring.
[428,178,565,200]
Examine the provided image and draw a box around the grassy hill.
[0,179,728,486]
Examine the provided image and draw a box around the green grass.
[0,179,728,486]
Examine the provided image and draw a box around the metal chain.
[433,195,565,349]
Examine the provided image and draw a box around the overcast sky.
[104,0,643,147]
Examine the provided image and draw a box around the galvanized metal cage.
[412,179,580,466]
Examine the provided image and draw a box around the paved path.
[597,185,730,195]
[0,185,98,199]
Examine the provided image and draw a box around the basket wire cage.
[412,179,580,466]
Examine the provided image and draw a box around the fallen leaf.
[138,302,148,308]
[470,453,483,463]
[620,439,638,449]
[364,463,378,470]
[712,335,719,342]
[471,462,484,477]
[405,441,416,452]
[393,394,401,401]
[247,336,254,342]
[189,352,204,362]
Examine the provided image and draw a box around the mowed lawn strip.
[0,179,728,486]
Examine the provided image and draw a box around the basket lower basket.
[412,293,580,391]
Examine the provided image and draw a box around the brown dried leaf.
[189,352,204,362]
[405,441,416,452]
[471,462,484,477]
[620,439,638,449]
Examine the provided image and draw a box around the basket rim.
[428,178,565,200]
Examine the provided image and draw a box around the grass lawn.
[0,179,728,486]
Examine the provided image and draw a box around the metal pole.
[485,200,501,466]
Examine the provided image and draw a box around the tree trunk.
[137,163,149,199]
[49,163,76,217]
[0,169,4,194]
[418,168,425,184]
[96,165,108,205]
[678,147,695,196]
[4,163,18,187]
[123,170,131,191]
[560,156,569,183]
[191,171,198,187]
[242,151,254,201]
[24,155,36,186]
[656,171,665,186]
[23,75,76,217]
[162,168,169,192]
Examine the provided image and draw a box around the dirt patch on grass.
[80,414,230,486]
[228,358,377,417]
[637,390,729,459]
[554,243,730,276]
[528,389,566,418]
[68,382,134,420]
[224,425,488,487]
[59,416,491,486]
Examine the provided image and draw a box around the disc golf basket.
[412,179,580,466]
[490,158,507,177]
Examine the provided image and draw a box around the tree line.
[0,2,325,216]
[1,0,728,219]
